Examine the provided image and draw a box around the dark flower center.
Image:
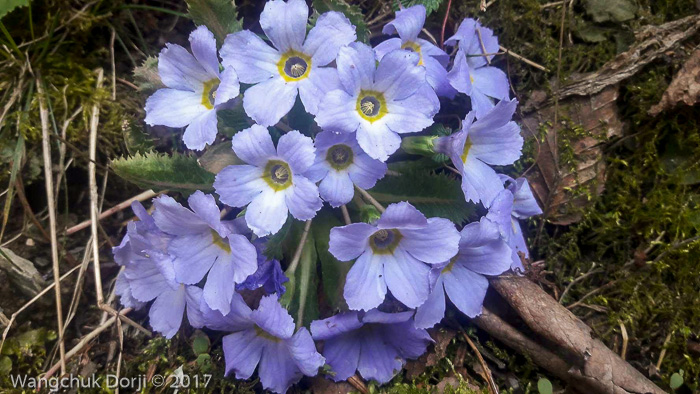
[326,144,354,170]
[359,96,381,117]
[263,160,293,191]
[356,90,387,122]
[277,50,312,82]
[284,57,308,78]
[370,229,403,254]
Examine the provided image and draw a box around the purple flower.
[316,42,440,161]
[220,0,356,126]
[214,125,323,237]
[203,294,325,393]
[152,191,257,315]
[145,26,240,150]
[434,98,523,205]
[328,202,459,310]
[310,310,432,383]
[374,5,455,98]
[237,241,289,295]
[414,218,511,329]
[444,19,509,118]
[305,131,387,207]
[487,176,543,271]
[112,202,203,338]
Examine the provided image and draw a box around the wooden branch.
[477,275,665,394]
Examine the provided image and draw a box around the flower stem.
[355,186,385,213]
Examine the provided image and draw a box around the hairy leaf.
[369,171,475,224]
[111,151,215,194]
[392,0,444,15]
[312,0,369,42]
[312,209,350,311]
[132,56,163,93]
[218,102,251,138]
[583,0,636,23]
[123,120,155,156]
[187,0,243,44]
[198,141,241,174]
[280,223,319,329]
[0,0,29,20]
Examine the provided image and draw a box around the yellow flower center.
[211,230,231,253]
[460,138,473,163]
[401,41,424,66]
[369,229,403,255]
[262,159,293,191]
[326,144,354,171]
[277,50,312,82]
[356,90,388,123]
[255,326,282,342]
[201,78,219,110]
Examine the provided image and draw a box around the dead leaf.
[649,47,700,115]
[404,328,457,379]
[0,247,46,297]
[522,86,624,225]
[308,376,355,394]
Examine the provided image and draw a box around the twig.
[285,220,312,275]
[457,325,499,394]
[655,331,673,371]
[619,322,628,360]
[540,0,566,9]
[355,186,385,213]
[37,73,67,375]
[440,0,453,50]
[66,190,159,235]
[340,205,351,225]
[499,45,549,72]
[347,375,369,394]
[89,69,105,305]
[552,0,568,171]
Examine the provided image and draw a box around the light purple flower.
[487,176,543,271]
[203,294,325,393]
[444,19,509,118]
[310,310,432,384]
[305,131,387,207]
[374,5,455,98]
[316,42,440,162]
[328,202,459,310]
[214,125,323,237]
[414,218,512,329]
[220,0,356,126]
[152,191,257,315]
[112,202,203,338]
[145,26,240,150]
[237,241,289,295]
[434,98,523,205]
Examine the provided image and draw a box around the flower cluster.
[119,1,543,392]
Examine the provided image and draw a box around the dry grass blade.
[457,325,499,394]
[89,68,105,305]
[37,73,67,375]
[66,189,159,235]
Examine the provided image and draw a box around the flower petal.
[373,50,424,101]
[215,165,267,208]
[414,276,446,329]
[319,170,355,207]
[329,223,375,261]
[400,217,460,264]
[373,37,402,61]
[383,247,431,308]
[183,109,218,150]
[246,189,289,237]
[185,285,205,328]
[470,88,496,119]
[215,67,240,106]
[258,340,303,393]
[348,151,387,189]
[125,259,175,302]
[469,122,523,166]
[382,5,426,42]
[228,233,259,282]
[320,331,361,381]
[303,11,356,66]
[158,43,211,90]
[446,50,472,95]
[460,155,503,205]
[187,191,224,235]
[149,286,186,338]
[468,97,517,136]
[152,195,210,235]
[443,265,488,318]
[243,77,298,126]
[344,251,387,311]
[223,329,265,379]
[512,178,542,218]
[144,89,207,128]
[471,66,510,100]
[170,232,220,284]
[356,121,401,162]
[336,43,375,95]
[315,89,360,134]
[231,124,278,167]
[298,67,341,115]
[285,176,322,220]
[251,295,295,339]
[221,30,280,84]
[203,257,238,314]
[376,201,428,230]
[456,219,512,276]
[384,85,438,134]
[384,320,433,358]
[189,25,220,77]
[287,327,325,375]
[202,291,254,331]
[278,130,316,173]
[310,312,363,340]
[357,331,403,384]
[115,273,146,310]
[260,0,308,52]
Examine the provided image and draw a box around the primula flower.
[113,202,204,338]
[435,98,523,205]
[237,241,289,295]
[445,19,509,118]
[486,176,543,271]
[145,26,240,150]
[328,202,459,310]
[202,294,325,394]
[305,131,387,207]
[414,218,512,329]
[152,191,257,315]
[374,5,454,98]
[221,0,356,126]
[316,42,440,161]
[311,310,432,384]
[214,125,322,237]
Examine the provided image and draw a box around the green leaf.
[218,103,252,138]
[187,0,243,44]
[0,0,29,20]
[264,216,295,260]
[132,56,163,93]
[280,223,319,329]
[369,171,476,224]
[583,0,636,23]
[392,0,444,16]
[312,209,350,310]
[575,21,609,43]
[537,378,553,394]
[0,355,10,375]
[191,332,210,355]
[123,120,155,156]
[312,0,369,43]
[111,151,215,194]
[287,97,316,137]
[198,142,242,174]
[670,372,684,389]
